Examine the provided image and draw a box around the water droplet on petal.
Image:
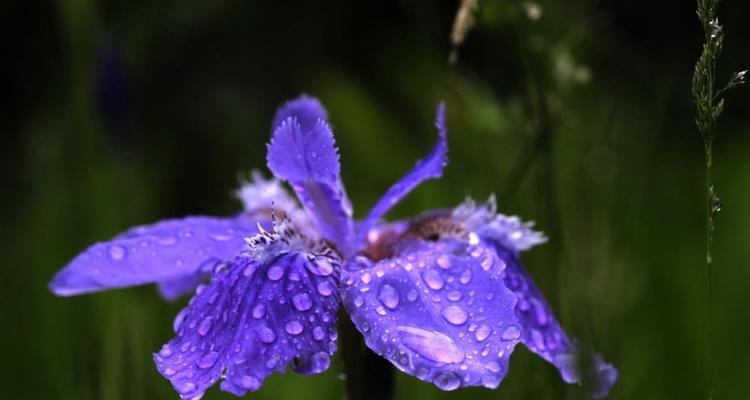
[377,284,400,310]
[361,273,372,284]
[197,351,219,368]
[441,305,468,325]
[309,351,331,373]
[501,325,521,341]
[197,318,212,336]
[159,346,173,358]
[422,269,445,290]
[485,360,502,373]
[292,293,313,311]
[267,265,284,281]
[177,382,196,394]
[397,326,465,364]
[475,325,491,342]
[447,291,462,301]
[243,264,256,277]
[285,320,304,335]
[109,245,126,260]
[257,326,277,343]
[252,303,266,319]
[317,281,333,296]
[433,371,461,391]
[459,269,472,284]
[436,255,452,269]
[238,375,260,390]
[407,289,418,301]
[313,326,326,341]
[354,296,364,307]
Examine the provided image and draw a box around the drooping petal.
[266,111,354,254]
[49,214,260,297]
[494,244,617,398]
[356,103,448,249]
[271,95,328,134]
[342,236,522,391]
[154,223,340,399]
[453,196,546,253]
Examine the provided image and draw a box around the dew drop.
[267,265,285,281]
[210,232,233,241]
[309,351,331,373]
[376,306,387,315]
[285,320,304,335]
[257,326,277,343]
[159,346,174,358]
[475,325,491,342]
[485,360,502,373]
[480,255,494,271]
[407,289,418,301]
[433,371,461,391]
[441,305,468,325]
[354,296,364,307]
[459,269,472,284]
[501,325,521,341]
[197,351,219,368]
[436,255,452,269]
[252,303,266,319]
[397,326,465,364]
[317,281,333,296]
[197,318,212,336]
[447,291,462,301]
[238,375,260,390]
[377,284,400,310]
[109,245,126,260]
[177,382,196,394]
[313,326,326,341]
[292,293,313,311]
[361,273,372,284]
[243,264,256,277]
[422,269,445,290]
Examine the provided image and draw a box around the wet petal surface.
[154,250,340,399]
[342,238,521,391]
[49,214,259,297]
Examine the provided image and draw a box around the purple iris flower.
[50,95,617,399]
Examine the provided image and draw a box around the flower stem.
[338,311,395,400]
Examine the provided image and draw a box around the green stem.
[704,141,715,400]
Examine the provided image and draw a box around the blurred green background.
[2,0,749,399]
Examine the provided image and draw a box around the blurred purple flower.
[50,96,617,398]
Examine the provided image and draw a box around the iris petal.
[49,214,259,298]
[357,104,448,248]
[154,244,340,398]
[342,237,521,391]
[266,101,354,254]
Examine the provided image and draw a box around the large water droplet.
[459,269,472,284]
[197,318,212,336]
[109,245,126,261]
[159,345,174,358]
[317,281,333,296]
[447,291,462,301]
[252,303,266,319]
[397,326,465,364]
[501,325,521,341]
[475,325,491,342]
[177,382,196,394]
[309,351,331,373]
[313,326,326,341]
[485,360,502,373]
[377,284,400,310]
[292,293,313,311]
[238,375,260,390]
[197,351,219,368]
[257,326,277,343]
[285,320,304,335]
[267,265,285,281]
[433,371,461,391]
[422,269,445,290]
[436,255,452,269]
[441,305,468,325]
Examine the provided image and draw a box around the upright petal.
[49,214,259,297]
[342,235,522,391]
[154,219,340,399]
[272,95,328,134]
[266,104,354,254]
[356,103,448,249]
